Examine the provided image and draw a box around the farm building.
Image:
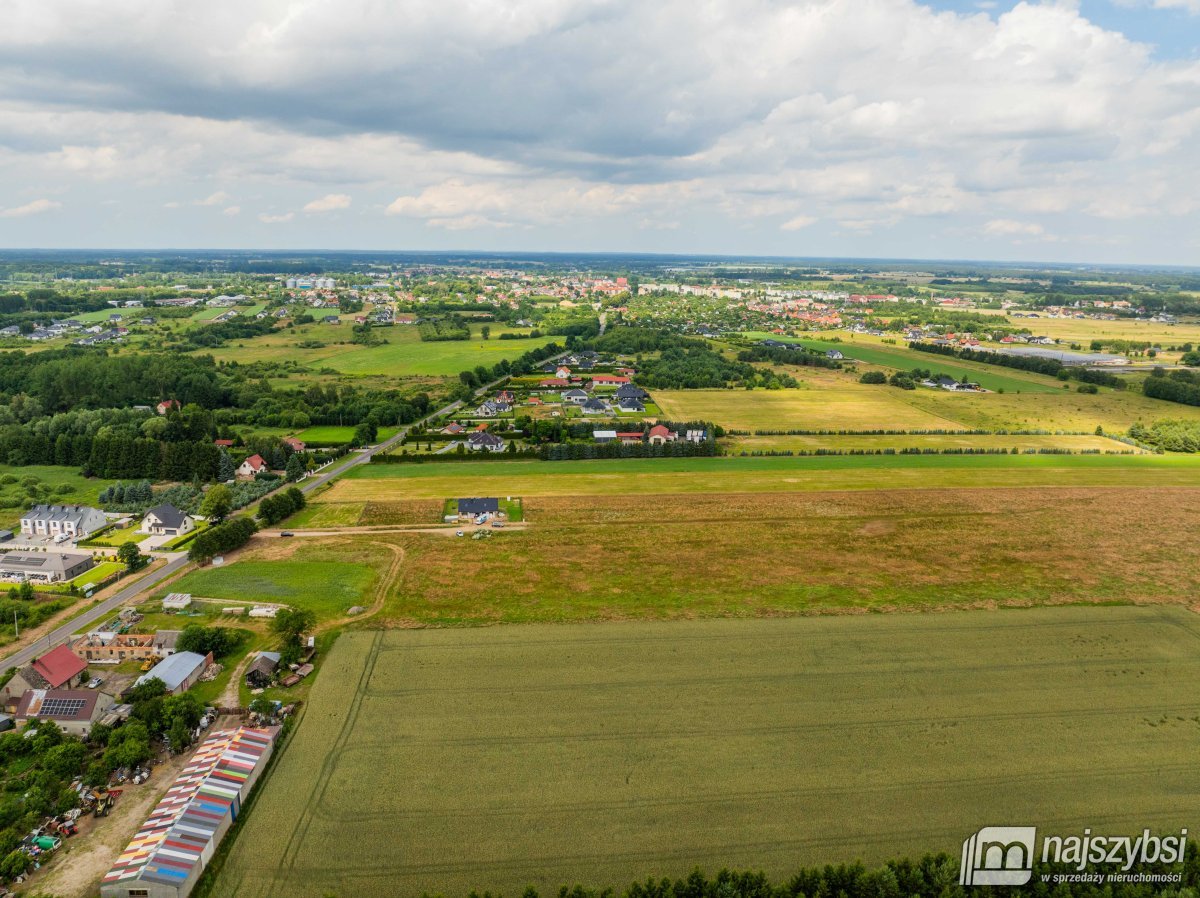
[163,593,192,611]
[244,652,280,689]
[0,551,93,583]
[101,726,278,898]
[134,651,211,694]
[14,688,114,737]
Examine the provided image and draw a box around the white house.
[20,505,108,540]
[141,504,195,537]
[237,454,269,478]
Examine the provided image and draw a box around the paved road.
[0,346,574,668]
[2,552,189,670]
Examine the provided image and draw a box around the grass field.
[0,465,115,529]
[739,333,1063,393]
[83,521,149,546]
[360,486,1200,623]
[212,606,1200,898]
[320,455,1200,504]
[163,551,382,622]
[292,425,400,446]
[201,323,555,377]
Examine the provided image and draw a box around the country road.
[0,344,573,669]
[2,552,189,671]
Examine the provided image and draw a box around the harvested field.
[359,499,445,526]
[723,433,1132,453]
[211,607,1200,898]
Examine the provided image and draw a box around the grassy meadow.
[211,607,1200,898]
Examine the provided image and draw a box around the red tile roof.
[243,454,266,470]
[32,644,87,689]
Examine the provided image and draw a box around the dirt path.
[314,540,405,633]
[259,522,530,538]
[24,747,192,898]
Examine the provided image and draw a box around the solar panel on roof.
[38,698,86,717]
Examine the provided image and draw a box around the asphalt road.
[0,345,577,668]
[2,552,190,670]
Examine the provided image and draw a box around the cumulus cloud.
[223,205,240,216]
[984,218,1046,237]
[303,193,351,212]
[0,198,61,218]
[0,0,1195,258]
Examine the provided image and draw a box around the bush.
[188,516,258,563]
[859,371,887,384]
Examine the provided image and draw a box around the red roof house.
[538,378,569,388]
[156,399,180,415]
[237,454,268,478]
[32,644,88,689]
[213,439,235,448]
[591,374,630,385]
[283,437,307,452]
[648,424,676,445]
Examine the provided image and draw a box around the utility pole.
[13,609,17,640]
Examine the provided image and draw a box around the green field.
[164,557,379,622]
[739,333,1063,393]
[292,425,400,446]
[725,432,1134,453]
[0,465,115,529]
[201,323,556,377]
[212,607,1200,898]
[323,454,1200,502]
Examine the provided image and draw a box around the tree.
[217,448,236,482]
[481,325,490,340]
[117,541,144,571]
[352,421,377,447]
[285,453,304,482]
[199,483,233,523]
[271,607,315,663]
[176,624,241,658]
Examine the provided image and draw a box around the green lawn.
[0,466,116,529]
[84,521,149,547]
[293,425,400,446]
[164,559,379,622]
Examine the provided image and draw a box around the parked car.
[491,522,505,528]
[455,530,464,537]
[87,677,104,689]
[280,531,294,538]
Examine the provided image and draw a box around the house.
[156,399,180,415]
[322,315,340,323]
[0,551,93,583]
[134,651,212,694]
[648,424,677,445]
[0,325,20,337]
[456,497,499,520]
[562,389,589,404]
[538,377,569,388]
[20,504,108,540]
[580,398,609,415]
[1,644,89,705]
[244,652,281,689]
[441,422,465,435]
[496,390,516,403]
[213,438,235,448]
[467,432,506,453]
[555,365,572,378]
[474,400,511,417]
[590,374,630,385]
[614,384,648,401]
[592,430,618,443]
[825,349,844,360]
[617,432,644,445]
[237,454,269,478]
[141,504,194,537]
[14,689,114,738]
[282,436,307,453]
[101,727,277,898]
[617,398,645,413]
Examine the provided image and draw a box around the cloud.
[258,211,294,223]
[0,1,1195,259]
[222,205,240,216]
[780,215,816,231]
[0,198,61,218]
[303,193,351,212]
[984,218,1046,237]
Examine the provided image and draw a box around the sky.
[0,0,1198,265]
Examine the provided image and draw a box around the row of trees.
[258,486,306,526]
[189,516,258,563]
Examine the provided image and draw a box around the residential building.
[156,399,180,415]
[648,424,677,445]
[2,644,89,705]
[456,498,499,520]
[0,551,94,583]
[467,432,506,453]
[14,688,114,738]
[282,436,307,453]
[141,504,194,537]
[20,504,108,539]
[237,454,269,478]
